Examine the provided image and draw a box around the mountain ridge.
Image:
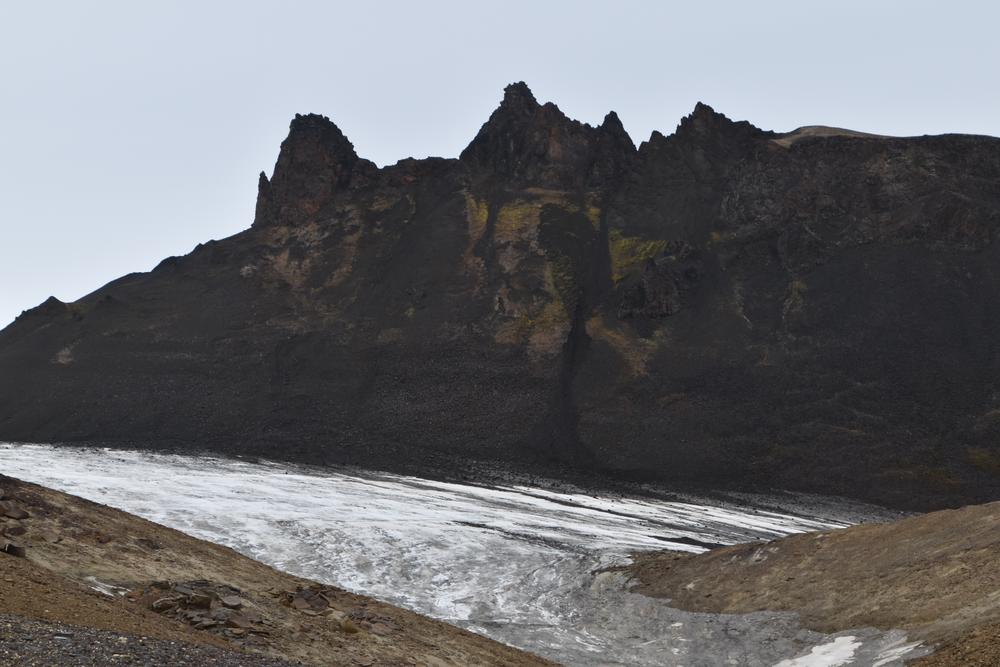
[3,82,1000,510]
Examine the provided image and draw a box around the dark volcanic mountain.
[4,83,1000,510]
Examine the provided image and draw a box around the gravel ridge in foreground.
[0,614,304,666]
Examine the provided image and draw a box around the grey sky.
[2,0,998,327]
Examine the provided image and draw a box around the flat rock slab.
[220,595,243,609]
[0,502,29,520]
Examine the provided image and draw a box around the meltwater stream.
[0,444,926,666]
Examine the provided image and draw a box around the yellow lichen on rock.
[584,196,602,231]
[524,262,572,358]
[370,193,400,213]
[966,447,1000,475]
[608,229,668,284]
[492,261,571,359]
[462,193,490,282]
[495,200,542,245]
[465,194,489,242]
[528,299,571,359]
[586,315,663,377]
[269,247,310,289]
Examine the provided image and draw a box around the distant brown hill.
[3,82,1000,509]
[622,500,1000,666]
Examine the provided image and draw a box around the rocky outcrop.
[2,83,1000,509]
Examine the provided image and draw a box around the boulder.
[1,542,25,557]
[210,608,234,621]
[187,592,213,608]
[151,596,183,612]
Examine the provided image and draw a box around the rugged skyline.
[4,1,1000,328]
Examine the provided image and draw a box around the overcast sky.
[2,0,998,327]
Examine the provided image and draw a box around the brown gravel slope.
[623,500,1000,665]
[0,553,231,648]
[0,614,303,666]
[0,474,555,666]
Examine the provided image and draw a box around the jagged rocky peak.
[254,113,374,228]
[673,102,769,145]
[635,102,772,179]
[498,80,540,116]
[276,113,361,177]
[461,81,635,188]
[600,110,626,134]
[638,102,767,150]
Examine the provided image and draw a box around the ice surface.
[0,444,928,666]
[774,636,861,666]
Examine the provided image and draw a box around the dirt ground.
[0,613,303,666]
[621,500,1000,665]
[0,474,554,666]
[0,553,233,648]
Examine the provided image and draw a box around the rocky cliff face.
[3,83,1000,509]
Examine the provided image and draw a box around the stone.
[242,610,263,623]
[1,504,28,520]
[1,542,25,557]
[151,596,182,612]
[219,595,243,609]
[291,596,312,610]
[187,593,212,609]
[209,608,233,622]
[3,525,26,537]
[227,614,253,630]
